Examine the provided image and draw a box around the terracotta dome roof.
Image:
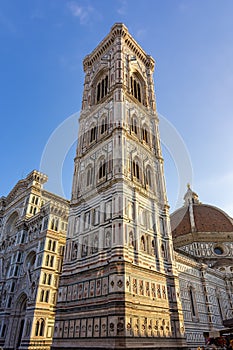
[171,204,233,238]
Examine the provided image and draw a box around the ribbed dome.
[171,204,233,238]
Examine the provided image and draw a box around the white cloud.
[135,28,147,41]
[68,1,94,25]
[117,0,127,15]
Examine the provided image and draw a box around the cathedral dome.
[171,204,233,238]
[171,186,233,238]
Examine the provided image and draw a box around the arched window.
[72,243,78,260]
[35,321,39,336]
[54,218,59,231]
[130,76,142,103]
[43,273,47,284]
[140,236,146,251]
[131,115,138,135]
[35,318,45,337]
[50,218,55,230]
[98,158,106,180]
[5,212,19,234]
[86,166,93,187]
[105,232,111,248]
[45,290,50,303]
[50,256,54,267]
[145,166,152,189]
[81,238,88,257]
[132,159,140,181]
[40,319,45,336]
[52,241,56,252]
[129,231,134,247]
[142,125,150,144]
[90,125,97,143]
[100,115,108,134]
[47,274,52,285]
[96,75,108,103]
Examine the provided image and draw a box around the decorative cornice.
[83,23,155,72]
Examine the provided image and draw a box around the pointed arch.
[142,123,150,144]
[98,156,107,180]
[140,235,146,251]
[130,70,146,105]
[132,156,141,181]
[86,164,94,187]
[91,68,109,105]
[35,318,45,337]
[145,165,153,189]
[14,293,28,315]
[5,211,19,234]
[130,114,138,135]
[100,113,108,135]
[89,122,97,143]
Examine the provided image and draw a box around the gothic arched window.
[86,165,93,187]
[132,159,140,181]
[129,231,134,247]
[131,115,138,135]
[96,75,108,103]
[145,166,153,189]
[100,114,108,134]
[98,158,106,180]
[140,236,146,251]
[142,124,150,144]
[130,76,141,103]
[90,125,97,143]
[45,290,50,303]
[5,212,19,234]
[35,318,45,337]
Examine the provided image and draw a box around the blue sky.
[1,0,233,216]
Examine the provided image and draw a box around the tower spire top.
[184,184,200,206]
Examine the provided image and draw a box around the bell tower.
[52,23,187,349]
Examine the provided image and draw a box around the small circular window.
[214,246,224,255]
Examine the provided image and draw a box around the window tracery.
[35,318,45,336]
[86,165,93,187]
[100,114,108,134]
[130,75,141,103]
[132,158,140,181]
[96,75,108,103]
[145,167,152,189]
[131,115,138,135]
[90,125,97,143]
[98,158,106,180]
